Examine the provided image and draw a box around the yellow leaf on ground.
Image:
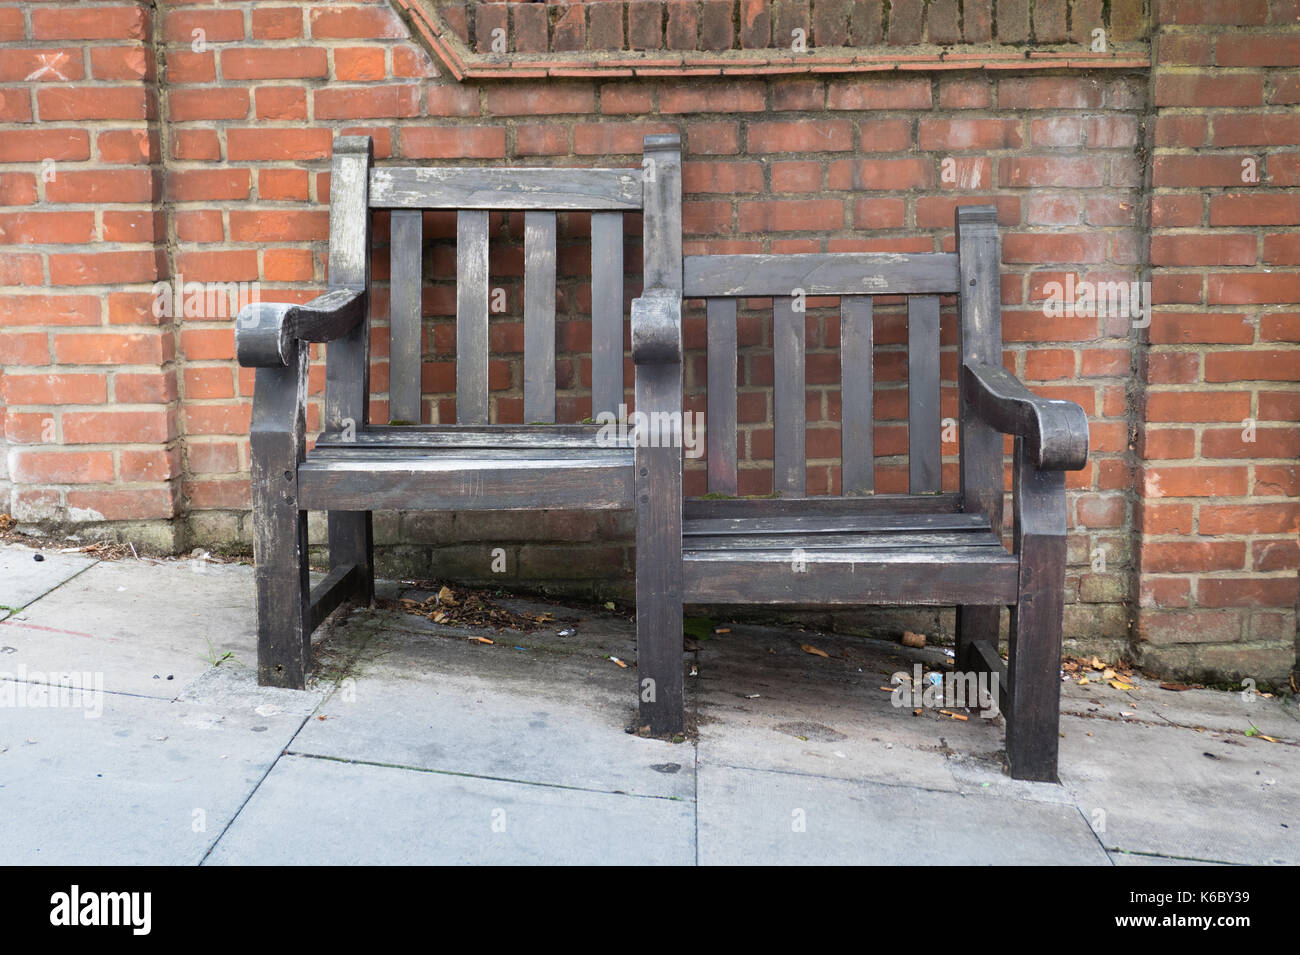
[801,644,829,658]
[1077,677,1090,685]
[1110,680,1133,690]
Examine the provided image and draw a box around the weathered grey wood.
[322,136,374,637]
[684,492,963,521]
[955,205,1005,673]
[316,424,620,449]
[685,511,993,536]
[299,449,634,511]
[524,211,557,423]
[1006,435,1067,782]
[636,133,684,736]
[641,134,683,293]
[249,342,311,688]
[963,363,1089,471]
[706,297,738,495]
[236,288,366,368]
[908,294,942,494]
[772,296,805,497]
[309,563,364,631]
[370,166,644,210]
[840,295,873,495]
[590,211,624,418]
[389,209,423,424]
[683,551,1018,606]
[686,531,1007,551]
[456,209,490,425]
[684,252,959,298]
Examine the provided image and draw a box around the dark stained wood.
[685,511,994,536]
[370,166,644,210]
[635,133,684,736]
[590,211,625,418]
[456,209,491,425]
[309,563,364,631]
[706,297,738,495]
[322,136,375,640]
[315,424,620,449]
[1006,435,1067,782]
[524,211,557,423]
[685,252,959,298]
[840,295,873,495]
[684,493,964,521]
[963,362,1089,471]
[237,288,367,368]
[967,639,1011,716]
[389,208,423,424]
[908,294,941,494]
[954,205,1005,676]
[772,296,805,497]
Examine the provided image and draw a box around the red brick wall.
[1138,0,1300,682]
[0,1,1295,683]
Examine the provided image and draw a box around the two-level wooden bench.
[631,205,1090,782]
[236,134,684,690]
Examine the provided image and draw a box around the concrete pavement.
[1,541,1296,865]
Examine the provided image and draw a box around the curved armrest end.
[631,289,682,365]
[236,288,366,368]
[963,363,1089,471]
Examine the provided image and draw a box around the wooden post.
[324,136,374,610]
[1007,436,1067,782]
[955,205,1004,670]
[636,134,684,734]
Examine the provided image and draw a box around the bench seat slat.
[685,252,960,298]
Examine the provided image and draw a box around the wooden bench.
[633,205,1090,782]
[235,133,684,690]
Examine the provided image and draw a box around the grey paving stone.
[0,682,307,865]
[205,754,695,865]
[0,545,97,611]
[1059,714,1300,865]
[697,763,1111,865]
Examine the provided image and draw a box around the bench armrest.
[236,287,366,368]
[631,288,682,366]
[962,363,1089,471]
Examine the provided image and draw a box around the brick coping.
[392,0,1150,81]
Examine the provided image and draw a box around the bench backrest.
[324,134,682,430]
[679,205,1003,501]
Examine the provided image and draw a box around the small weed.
[201,638,234,668]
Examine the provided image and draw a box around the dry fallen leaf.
[1102,668,1117,680]
[901,631,926,649]
[1160,682,1191,692]
[1077,677,1090,686]
[1110,679,1134,691]
[801,644,829,658]
[1090,656,1105,670]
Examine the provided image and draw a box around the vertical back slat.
[772,296,805,497]
[590,211,624,418]
[840,295,874,495]
[524,211,557,423]
[455,209,490,425]
[706,297,738,495]
[389,209,423,424]
[908,294,941,493]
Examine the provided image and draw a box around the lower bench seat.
[682,510,1018,606]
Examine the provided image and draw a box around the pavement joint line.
[1072,802,1117,867]
[281,748,699,802]
[1107,847,1247,866]
[1063,707,1300,744]
[699,756,994,799]
[0,675,180,704]
[4,556,102,614]
[198,704,322,866]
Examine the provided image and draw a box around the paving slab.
[0,676,320,865]
[1063,679,1300,742]
[0,545,97,613]
[697,763,1110,865]
[294,612,693,799]
[1058,714,1300,865]
[205,754,695,865]
[0,558,258,699]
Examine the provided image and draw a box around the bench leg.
[251,472,311,689]
[1006,440,1066,782]
[955,605,999,671]
[329,511,373,606]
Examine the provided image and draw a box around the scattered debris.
[385,585,558,632]
[608,656,627,668]
[801,644,829,658]
[938,710,969,722]
[901,630,926,648]
[1160,682,1193,691]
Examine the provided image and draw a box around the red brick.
[1150,234,1258,266]
[1002,156,1105,188]
[662,82,765,114]
[403,126,506,159]
[1204,350,1300,381]
[229,210,328,242]
[227,129,332,161]
[222,47,328,80]
[1141,541,1246,573]
[1208,272,1300,304]
[11,451,114,485]
[1155,74,1263,107]
[1198,577,1298,609]
[684,161,764,193]
[54,332,168,366]
[172,129,222,161]
[827,78,930,110]
[255,86,307,121]
[0,128,90,163]
[738,199,844,232]
[315,85,419,119]
[253,7,303,40]
[33,6,148,40]
[1145,391,1252,422]
[920,118,1022,151]
[0,212,95,245]
[828,158,931,190]
[50,251,164,286]
[309,6,405,39]
[334,46,386,82]
[2,373,106,406]
[1210,194,1300,226]
[0,48,85,82]
[38,87,151,121]
[1142,465,1249,497]
[1000,76,1103,109]
[66,488,176,521]
[485,86,596,116]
